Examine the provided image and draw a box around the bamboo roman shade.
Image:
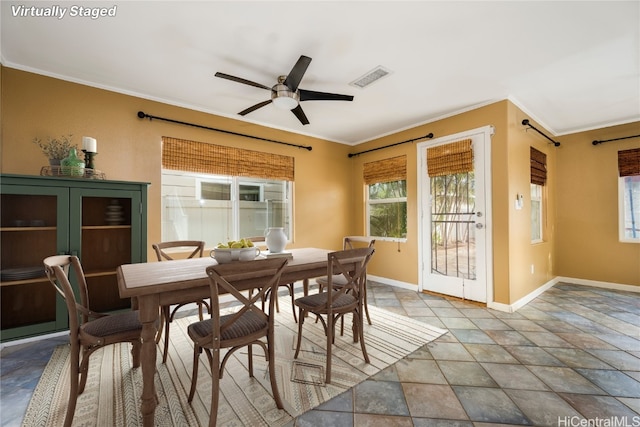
[162,137,295,181]
[618,148,640,177]
[426,139,473,177]
[363,155,406,185]
[530,147,547,186]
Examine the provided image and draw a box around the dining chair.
[293,246,375,383]
[248,236,297,322]
[152,240,209,363]
[316,236,376,326]
[187,257,288,427]
[43,255,142,427]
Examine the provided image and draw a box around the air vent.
[350,66,392,88]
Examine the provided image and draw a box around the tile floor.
[1,281,639,426]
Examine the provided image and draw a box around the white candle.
[82,136,97,153]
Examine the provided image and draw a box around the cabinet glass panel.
[1,194,58,330]
[81,197,132,312]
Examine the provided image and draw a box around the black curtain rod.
[137,111,313,151]
[592,134,640,146]
[522,119,560,147]
[348,133,434,158]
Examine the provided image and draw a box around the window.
[530,147,547,243]
[160,136,294,246]
[618,148,640,243]
[367,180,407,238]
[162,170,292,245]
[364,156,407,240]
[530,183,543,243]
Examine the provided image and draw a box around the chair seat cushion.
[188,310,267,342]
[82,310,143,337]
[295,292,356,311]
[316,275,350,287]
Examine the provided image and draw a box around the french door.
[418,126,493,303]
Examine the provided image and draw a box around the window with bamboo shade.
[162,136,294,181]
[618,147,640,242]
[426,139,473,177]
[530,147,547,185]
[160,136,293,246]
[363,156,407,239]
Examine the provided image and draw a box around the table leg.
[138,295,160,427]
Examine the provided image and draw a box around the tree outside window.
[367,180,407,238]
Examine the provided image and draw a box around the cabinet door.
[0,185,70,340]
[70,188,142,313]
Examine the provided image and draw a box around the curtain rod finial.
[137,111,147,119]
[522,119,530,126]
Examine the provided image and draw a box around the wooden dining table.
[117,247,332,427]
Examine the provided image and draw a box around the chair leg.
[248,344,254,377]
[363,284,372,325]
[356,308,370,363]
[78,347,91,394]
[293,307,305,359]
[267,325,284,409]
[188,346,201,402]
[288,283,297,323]
[162,315,171,364]
[155,307,165,344]
[326,313,334,384]
[131,339,141,368]
[64,342,80,427]
[208,349,221,427]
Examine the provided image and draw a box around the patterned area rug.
[22,296,446,426]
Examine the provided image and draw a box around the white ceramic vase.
[265,227,287,253]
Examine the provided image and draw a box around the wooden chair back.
[152,240,205,261]
[324,246,375,312]
[205,258,288,343]
[43,255,94,331]
[343,236,376,250]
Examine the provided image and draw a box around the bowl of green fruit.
[211,239,261,263]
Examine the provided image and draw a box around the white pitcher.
[265,227,287,253]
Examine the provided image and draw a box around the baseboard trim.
[367,275,418,291]
[368,274,639,314]
[554,276,639,293]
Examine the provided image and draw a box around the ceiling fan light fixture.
[271,84,299,110]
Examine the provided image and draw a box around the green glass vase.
[60,148,85,176]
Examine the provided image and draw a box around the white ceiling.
[2,1,638,145]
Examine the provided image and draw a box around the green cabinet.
[0,174,149,342]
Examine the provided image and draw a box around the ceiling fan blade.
[291,105,310,125]
[299,89,354,102]
[283,55,312,92]
[215,72,271,91]
[239,100,272,116]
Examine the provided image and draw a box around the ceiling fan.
[215,55,354,125]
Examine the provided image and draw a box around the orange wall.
[2,67,638,306]
[554,122,640,285]
[349,101,514,303]
[506,104,558,302]
[0,67,354,260]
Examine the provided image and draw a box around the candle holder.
[82,150,97,169]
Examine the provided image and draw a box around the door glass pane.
[431,172,476,280]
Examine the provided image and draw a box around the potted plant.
[32,134,78,166]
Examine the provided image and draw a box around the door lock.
[475,223,484,229]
